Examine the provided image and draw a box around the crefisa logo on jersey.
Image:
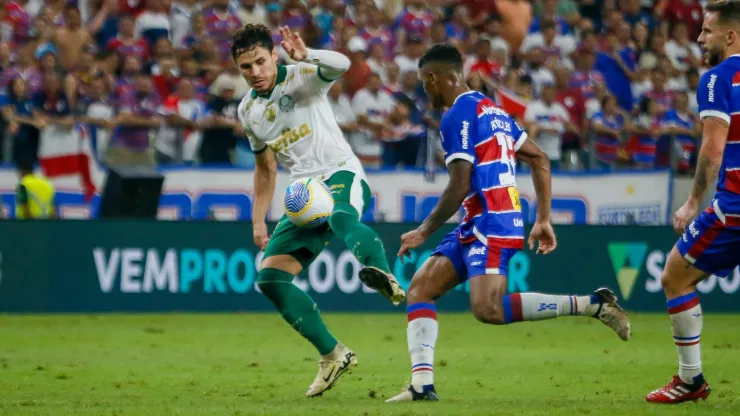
[460,120,470,149]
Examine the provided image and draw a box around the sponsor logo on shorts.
[688,221,699,238]
[468,246,485,257]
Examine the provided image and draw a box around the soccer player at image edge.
[646,0,740,404]
[385,44,631,403]
[232,24,406,397]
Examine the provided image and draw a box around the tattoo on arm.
[691,155,721,202]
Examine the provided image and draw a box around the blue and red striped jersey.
[697,56,740,224]
[439,91,528,249]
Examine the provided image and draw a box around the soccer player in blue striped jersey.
[647,1,740,404]
[385,44,632,403]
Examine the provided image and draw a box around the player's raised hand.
[398,229,427,262]
[528,221,557,255]
[280,26,308,62]
[674,200,699,235]
[253,221,270,251]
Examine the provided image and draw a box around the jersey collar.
[252,64,287,99]
[452,90,477,106]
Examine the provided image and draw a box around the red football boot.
[646,375,711,404]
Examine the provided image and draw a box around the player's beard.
[705,44,724,67]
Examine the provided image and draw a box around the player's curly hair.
[418,43,463,71]
[231,24,274,61]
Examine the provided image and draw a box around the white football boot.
[305,344,358,397]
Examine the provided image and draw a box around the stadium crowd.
[0,0,709,173]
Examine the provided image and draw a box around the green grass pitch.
[1,313,740,415]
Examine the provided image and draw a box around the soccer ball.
[284,177,334,227]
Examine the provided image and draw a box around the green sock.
[328,202,391,273]
[256,268,338,355]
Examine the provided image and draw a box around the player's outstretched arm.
[399,160,472,258]
[252,149,278,250]
[418,160,473,237]
[516,139,551,223]
[279,26,350,80]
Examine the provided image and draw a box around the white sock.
[667,292,704,385]
[503,293,601,323]
[407,303,438,392]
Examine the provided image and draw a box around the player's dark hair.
[16,158,34,173]
[231,24,275,61]
[706,0,740,25]
[418,43,463,71]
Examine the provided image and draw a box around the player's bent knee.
[471,301,506,325]
[260,254,303,276]
[327,202,358,239]
[660,247,705,297]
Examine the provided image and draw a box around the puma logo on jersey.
[268,123,312,152]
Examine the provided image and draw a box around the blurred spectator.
[686,68,699,114]
[663,91,700,173]
[554,65,586,158]
[621,0,655,30]
[50,5,93,72]
[170,0,199,49]
[199,82,239,164]
[135,0,171,47]
[238,0,266,25]
[209,58,249,99]
[203,0,243,61]
[2,77,44,164]
[107,16,150,61]
[664,21,702,72]
[595,26,637,111]
[328,79,361,143]
[660,0,703,40]
[394,37,424,75]
[570,46,604,100]
[464,38,502,80]
[524,83,573,169]
[343,36,372,97]
[381,101,425,168]
[632,96,663,169]
[156,78,204,164]
[77,75,114,160]
[351,72,394,167]
[590,95,627,170]
[108,73,161,166]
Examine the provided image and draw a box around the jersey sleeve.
[295,49,350,93]
[237,99,267,154]
[697,68,731,124]
[511,117,528,151]
[439,108,476,166]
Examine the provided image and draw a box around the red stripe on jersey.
[475,97,498,116]
[483,186,517,212]
[728,114,740,143]
[686,219,724,260]
[488,236,525,250]
[462,194,483,222]
[726,214,740,227]
[733,71,740,85]
[475,137,507,165]
[726,169,740,193]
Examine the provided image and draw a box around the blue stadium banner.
[0,221,737,313]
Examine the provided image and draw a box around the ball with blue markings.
[284,177,334,227]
